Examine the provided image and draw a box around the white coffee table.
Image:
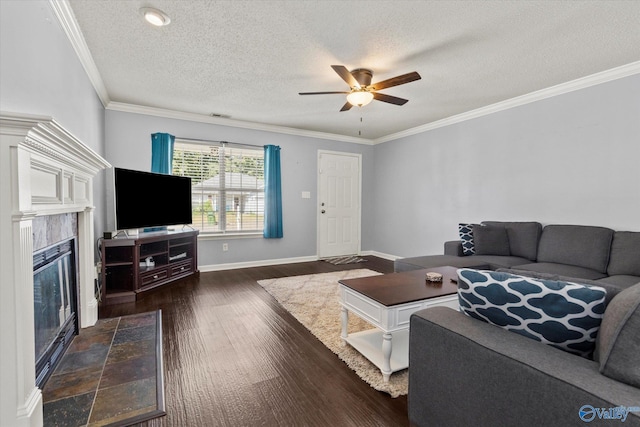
[339,266,460,382]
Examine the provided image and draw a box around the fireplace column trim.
[13,214,41,424]
[78,205,98,327]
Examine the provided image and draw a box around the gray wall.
[372,74,640,258]
[105,110,376,266]
[0,0,107,233]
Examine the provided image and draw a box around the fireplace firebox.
[33,238,78,388]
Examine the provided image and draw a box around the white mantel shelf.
[0,112,110,427]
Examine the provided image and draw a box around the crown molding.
[95,60,640,146]
[106,102,375,145]
[374,61,640,144]
[49,0,110,107]
[50,0,638,146]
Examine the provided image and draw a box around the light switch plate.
[301,191,311,199]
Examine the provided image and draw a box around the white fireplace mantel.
[0,112,111,427]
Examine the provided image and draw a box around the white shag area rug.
[257,269,408,398]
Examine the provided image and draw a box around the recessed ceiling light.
[139,7,171,27]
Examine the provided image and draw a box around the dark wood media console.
[100,230,199,305]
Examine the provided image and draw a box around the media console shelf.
[100,230,199,305]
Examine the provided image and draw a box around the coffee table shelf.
[344,329,410,374]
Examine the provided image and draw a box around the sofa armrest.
[444,240,463,256]
[409,307,640,427]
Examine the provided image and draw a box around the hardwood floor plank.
[101,257,408,426]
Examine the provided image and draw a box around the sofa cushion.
[483,221,542,261]
[468,255,532,270]
[596,282,640,388]
[512,262,608,281]
[607,231,640,277]
[473,225,510,256]
[457,269,607,358]
[393,255,490,272]
[536,225,614,273]
[444,240,464,256]
[459,223,476,255]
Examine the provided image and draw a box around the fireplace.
[1,112,110,427]
[33,238,78,388]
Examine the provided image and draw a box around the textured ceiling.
[67,0,640,141]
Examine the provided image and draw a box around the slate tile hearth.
[42,311,163,426]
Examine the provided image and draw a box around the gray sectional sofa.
[396,222,640,294]
[403,222,640,426]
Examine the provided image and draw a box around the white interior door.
[317,151,361,258]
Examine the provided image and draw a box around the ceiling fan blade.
[370,71,421,90]
[340,102,353,112]
[299,91,349,95]
[373,92,409,106]
[331,65,360,89]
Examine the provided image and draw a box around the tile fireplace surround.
[0,112,110,427]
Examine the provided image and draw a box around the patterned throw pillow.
[459,223,475,256]
[457,269,607,358]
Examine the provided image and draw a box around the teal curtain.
[151,133,175,174]
[264,145,283,238]
[148,133,175,231]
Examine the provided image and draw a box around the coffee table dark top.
[339,266,460,307]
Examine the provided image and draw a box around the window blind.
[172,140,265,234]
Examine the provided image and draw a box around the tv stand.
[100,230,198,305]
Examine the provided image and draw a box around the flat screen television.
[114,167,192,231]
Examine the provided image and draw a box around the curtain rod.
[175,136,262,150]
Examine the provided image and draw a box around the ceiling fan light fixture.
[140,7,171,26]
[346,90,374,107]
[300,65,420,112]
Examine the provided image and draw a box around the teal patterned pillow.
[457,269,607,358]
[459,223,475,255]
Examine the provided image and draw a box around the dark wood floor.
[99,257,409,427]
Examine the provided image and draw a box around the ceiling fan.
[299,65,421,112]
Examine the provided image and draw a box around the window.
[172,140,264,235]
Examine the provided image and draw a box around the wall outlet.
[222,243,228,252]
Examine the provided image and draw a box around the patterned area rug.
[323,255,368,265]
[42,310,165,426]
[257,269,408,398]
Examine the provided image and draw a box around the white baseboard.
[198,255,318,272]
[198,252,399,272]
[359,250,399,261]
